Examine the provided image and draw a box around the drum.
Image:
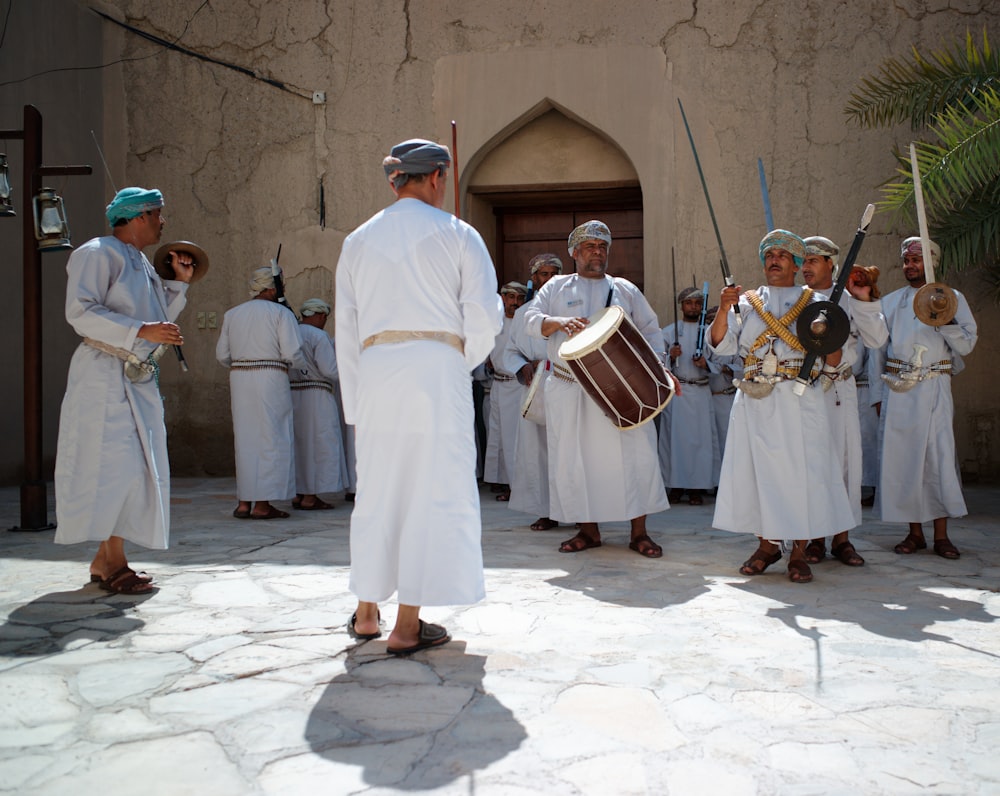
[520,360,549,425]
[558,305,675,429]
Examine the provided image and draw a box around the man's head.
[300,297,331,328]
[106,187,165,248]
[677,285,705,321]
[568,220,612,280]
[382,139,451,208]
[528,253,562,290]
[900,237,940,287]
[249,266,277,299]
[500,282,528,316]
[759,229,806,287]
[801,236,839,290]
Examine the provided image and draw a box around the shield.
[795,300,850,355]
[913,282,958,326]
[153,241,210,283]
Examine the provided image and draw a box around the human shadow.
[305,641,526,790]
[0,584,152,657]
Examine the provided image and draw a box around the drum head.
[796,300,850,355]
[913,282,958,326]
[559,305,624,360]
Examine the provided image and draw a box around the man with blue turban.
[336,137,502,654]
[708,230,856,584]
[54,187,196,593]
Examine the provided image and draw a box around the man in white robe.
[872,237,977,559]
[484,281,527,501]
[661,285,719,505]
[524,220,671,558]
[800,237,888,568]
[709,230,856,583]
[500,253,562,530]
[290,298,348,510]
[857,341,880,506]
[704,305,741,486]
[216,267,302,519]
[335,138,502,655]
[55,187,196,593]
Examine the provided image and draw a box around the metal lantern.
[0,154,13,217]
[32,187,72,251]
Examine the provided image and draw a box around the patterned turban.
[382,139,451,184]
[900,237,941,267]
[804,235,840,265]
[300,298,331,317]
[567,220,612,257]
[249,266,276,296]
[677,286,704,303]
[105,187,163,227]
[500,281,528,296]
[528,253,563,275]
[759,229,807,267]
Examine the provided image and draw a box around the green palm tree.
[845,29,1000,287]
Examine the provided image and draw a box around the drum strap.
[744,289,812,355]
[605,279,615,308]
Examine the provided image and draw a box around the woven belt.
[886,358,951,376]
[362,330,464,354]
[492,373,516,382]
[712,386,738,395]
[552,363,576,383]
[675,376,709,386]
[743,359,808,381]
[231,359,289,373]
[290,380,333,393]
[855,378,869,387]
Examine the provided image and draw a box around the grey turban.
[804,235,840,269]
[567,220,612,257]
[528,253,563,275]
[383,139,451,185]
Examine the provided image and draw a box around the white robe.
[707,356,740,484]
[483,315,521,484]
[856,346,879,489]
[335,197,503,606]
[290,323,349,494]
[216,299,302,502]
[524,273,669,523]
[709,285,856,540]
[659,320,719,490]
[55,236,188,549]
[501,299,550,518]
[872,285,977,522]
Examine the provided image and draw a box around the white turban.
[901,236,941,267]
[567,220,612,257]
[249,266,276,296]
[300,298,331,316]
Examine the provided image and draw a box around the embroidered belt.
[712,386,738,395]
[885,358,951,377]
[551,363,576,383]
[675,376,709,386]
[362,330,464,354]
[855,377,869,387]
[83,336,160,380]
[492,373,516,382]
[231,359,289,373]
[290,379,333,393]
[742,358,809,381]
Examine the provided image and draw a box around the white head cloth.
[249,266,276,296]
[300,298,331,316]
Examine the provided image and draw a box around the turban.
[300,298,331,317]
[500,281,528,296]
[567,220,612,257]
[249,266,276,296]
[382,139,451,184]
[528,253,563,275]
[804,235,839,263]
[677,286,704,303]
[759,229,806,267]
[105,187,163,227]
[900,236,941,267]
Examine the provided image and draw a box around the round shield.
[153,241,210,283]
[913,282,958,326]
[796,300,850,355]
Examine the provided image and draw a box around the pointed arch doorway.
[465,108,645,290]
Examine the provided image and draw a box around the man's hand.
[541,316,589,338]
[138,322,183,345]
[168,250,196,283]
[669,342,682,359]
[519,362,535,385]
[693,355,708,370]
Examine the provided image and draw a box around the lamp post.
[1,105,91,531]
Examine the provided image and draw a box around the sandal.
[804,539,827,564]
[628,533,663,559]
[688,491,704,506]
[559,531,602,553]
[739,547,781,575]
[787,559,813,584]
[348,610,382,640]
[831,540,865,567]
[297,498,335,510]
[250,506,290,520]
[530,518,559,531]
[894,534,927,555]
[99,565,155,595]
[495,491,511,502]
[90,568,152,584]
[233,507,251,519]
[933,539,961,559]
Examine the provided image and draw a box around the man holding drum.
[524,220,670,558]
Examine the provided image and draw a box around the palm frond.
[845,28,1000,129]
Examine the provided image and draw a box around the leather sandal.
[804,539,826,564]
[933,539,961,559]
[894,534,927,555]
[739,547,781,576]
[832,540,865,566]
[787,559,813,584]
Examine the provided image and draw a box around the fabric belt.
[855,377,869,387]
[231,359,289,373]
[712,386,738,395]
[492,373,516,382]
[290,380,333,393]
[362,330,464,354]
[675,375,709,386]
[83,337,159,378]
[886,358,951,376]
[743,358,808,381]
[551,363,576,383]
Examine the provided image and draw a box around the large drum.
[520,360,548,425]
[558,305,675,430]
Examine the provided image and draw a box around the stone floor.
[1,478,998,795]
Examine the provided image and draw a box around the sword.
[910,143,935,285]
[758,157,774,231]
[677,99,741,326]
[670,246,678,365]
